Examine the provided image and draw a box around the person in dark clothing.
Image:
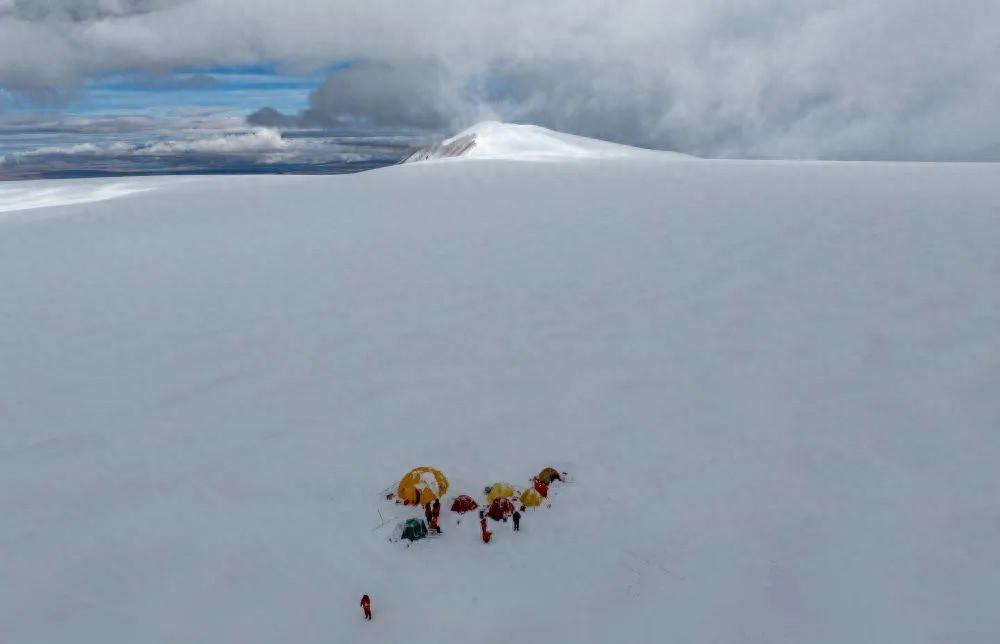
[432,498,441,517]
[478,510,491,543]
[360,594,372,620]
[480,515,491,543]
[424,502,441,533]
[512,510,521,531]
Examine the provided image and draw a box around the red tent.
[450,495,479,513]
[533,478,549,498]
[486,497,515,521]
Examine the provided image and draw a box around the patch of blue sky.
[75,72,316,115]
[178,61,349,77]
[78,86,311,117]
[9,62,339,117]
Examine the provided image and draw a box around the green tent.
[395,518,428,542]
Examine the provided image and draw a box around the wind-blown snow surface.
[2,151,999,644]
[0,179,154,215]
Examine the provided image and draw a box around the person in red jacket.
[479,511,491,544]
[360,594,372,621]
[427,499,442,533]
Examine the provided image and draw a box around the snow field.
[1,129,999,643]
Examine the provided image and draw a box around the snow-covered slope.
[2,144,999,644]
[0,180,154,215]
[403,120,688,162]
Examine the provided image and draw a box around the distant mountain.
[402,121,692,162]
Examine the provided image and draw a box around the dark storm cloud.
[245,107,301,129]
[249,62,465,131]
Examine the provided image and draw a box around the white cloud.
[3,127,304,163]
[137,127,286,155]
[2,1,999,159]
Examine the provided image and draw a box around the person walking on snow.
[360,594,372,621]
[430,498,442,533]
[479,511,492,544]
[512,510,521,532]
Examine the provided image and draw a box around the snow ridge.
[403,121,690,162]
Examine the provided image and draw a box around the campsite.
[383,466,566,546]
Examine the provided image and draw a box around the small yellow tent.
[397,467,449,506]
[537,467,562,484]
[485,482,518,504]
[520,488,543,508]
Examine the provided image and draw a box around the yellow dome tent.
[537,467,562,484]
[485,482,518,504]
[397,467,449,506]
[520,488,543,508]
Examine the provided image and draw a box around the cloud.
[477,59,675,151]
[248,61,472,131]
[134,73,218,90]
[0,113,158,135]
[2,0,186,22]
[14,141,123,156]
[244,107,300,129]
[4,127,305,164]
[0,113,423,178]
[136,127,291,158]
[2,1,1000,159]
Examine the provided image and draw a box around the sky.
[2,0,999,177]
